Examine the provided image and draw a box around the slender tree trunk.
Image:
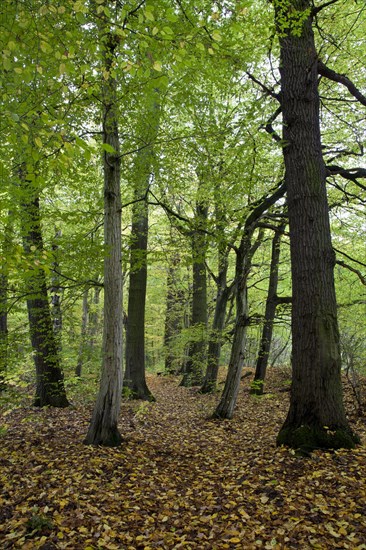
[212,232,256,418]
[84,30,123,446]
[251,221,286,395]
[0,274,8,391]
[274,0,359,450]
[123,91,160,401]
[212,183,286,418]
[75,288,89,378]
[0,214,11,390]
[180,201,208,387]
[51,229,62,351]
[201,182,231,393]
[21,190,69,408]
[164,253,183,374]
[87,285,101,362]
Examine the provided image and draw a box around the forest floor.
[0,368,365,550]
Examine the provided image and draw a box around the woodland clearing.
[0,369,365,550]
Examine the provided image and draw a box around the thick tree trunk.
[251,222,286,395]
[84,32,123,446]
[21,193,69,408]
[124,195,155,400]
[123,93,160,401]
[274,0,359,450]
[180,201,208,387]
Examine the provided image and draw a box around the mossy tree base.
[277,424,360,453]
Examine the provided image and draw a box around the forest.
[1,0,366,548]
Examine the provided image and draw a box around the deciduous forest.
[1,0,365,548]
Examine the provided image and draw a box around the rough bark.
[84,31,123,446]
[274,0,359,451]
[180,200,208,387]
[251,222,286,395]
[21,191,69,408]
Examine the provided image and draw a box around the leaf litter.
[0,369,365,549]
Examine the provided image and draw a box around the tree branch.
[246,72,281,102]
[336,260,366,286]
[318,61,366,107]
[313,0,341,15]
[334,247,366,268]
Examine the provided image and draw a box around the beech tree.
[84,12,123,446]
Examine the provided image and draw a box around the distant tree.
[20,173,69,408]
[251,220,289,395]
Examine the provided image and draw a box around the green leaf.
[101,143,117,154]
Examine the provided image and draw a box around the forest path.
[0,370,365,549]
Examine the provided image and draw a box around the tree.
[273,0,359,451]
[251,220,288,395]
[180,190,209,387]
[20,174,69,408]
[84,21,123,446]
[213,182,286,419]
[123,85,161,401]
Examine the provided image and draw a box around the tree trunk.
[164,253,184,374]
[51,229,62,351]
[180,200,208,387]
[251,221,286,395]
[200,284,231,394]
[123,91,160,401]
[87,285,101,362]
[212,232,254,418]
[212,182,286,418]
[75,288,89,378]
[274,0,359,450]
[124,194,155,400]
[201,181,231,394]
[0,214,11,390]
[0,273,8,391]
[84,30,123,446]
[21,191,69,408]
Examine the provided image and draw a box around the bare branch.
[313,0,341,15]
[336,260,366,286]
[246,72,281,102]
[318,61,366,107]
[334,247,366,268]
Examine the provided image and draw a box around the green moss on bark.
[277,424,360,453]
